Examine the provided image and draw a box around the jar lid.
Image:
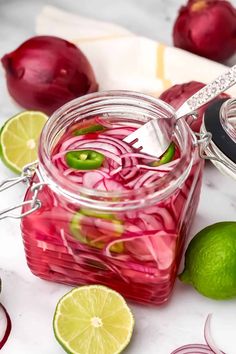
[204,98,236,164]
[202,98,236,179]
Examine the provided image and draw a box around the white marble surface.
[1,1,236,353]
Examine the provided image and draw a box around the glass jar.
[9,91,204,305]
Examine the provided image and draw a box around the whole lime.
[179,222,236,300]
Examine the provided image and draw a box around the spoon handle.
[176,65,236,120]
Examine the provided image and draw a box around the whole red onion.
[173,0,236,62]
[1,36,98,115]
[160,81,229,132]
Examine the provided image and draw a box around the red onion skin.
[1,36,98,115]
[160,81,229,132]
[173,0,236,62]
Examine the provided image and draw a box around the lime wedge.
[53,285,134,354]
[0,111,48,173]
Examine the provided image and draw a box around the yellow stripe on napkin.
[156,44,172,91]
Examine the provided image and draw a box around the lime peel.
[179,222,236,299]
[179,269,192,284]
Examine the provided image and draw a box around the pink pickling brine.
[21,91,204,305]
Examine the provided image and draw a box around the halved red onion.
[0,303,11,349]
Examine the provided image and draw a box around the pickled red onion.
[120,152,157,160]
[52,122,180,191]
[82,172,109,189]
[94,116,115,128]
[60,229,129,283]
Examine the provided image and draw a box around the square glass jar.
[21,91,204,305]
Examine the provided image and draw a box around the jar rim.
[38,90,195,211]
[201,98,236,180]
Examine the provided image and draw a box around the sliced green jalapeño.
[74,124,105,136]
[65,150,105,170]
[151,142,175,167]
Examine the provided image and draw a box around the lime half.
[0,111,48,173]
[53,285,134,354]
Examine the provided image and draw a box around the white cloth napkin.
[36,5,236,97]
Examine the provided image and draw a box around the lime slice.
[0,111,48,173]
[53,285,134,354]
[70,210,124,253]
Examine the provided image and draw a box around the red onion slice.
[171,344,215,353]
[104,229,175,257]
[63,168,78,176]
[60,135,85,151]
[121,152,156,160]
[64,175,83,183]
[204,314,226,354]
[89,148,121,165]
[136,162,178,172]
[102,127,135,136]
[99,135,135,152]
[82,172,105,189]
[76,141,120,155]
[171,315,225,354]
[0,303,11,349]
[94,116,114,128]
[103,179,126,191]
[110,166,123,176]
[143,172,166,186]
